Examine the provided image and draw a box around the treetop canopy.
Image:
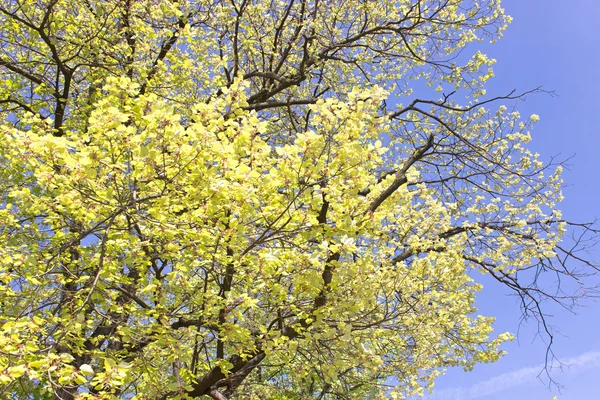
[0,1,595,399]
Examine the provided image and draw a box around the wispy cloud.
[426,351,600,400]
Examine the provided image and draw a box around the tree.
[0,0,596,399]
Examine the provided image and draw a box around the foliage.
[0,0,595,399]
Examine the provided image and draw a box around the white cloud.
[426,351,600,400]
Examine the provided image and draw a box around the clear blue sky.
[421,1,600,399]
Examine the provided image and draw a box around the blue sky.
[146,6,599,397]
[420,1,600,399]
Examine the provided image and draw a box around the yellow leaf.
[79,364,94,376]
[8,365,26,378]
